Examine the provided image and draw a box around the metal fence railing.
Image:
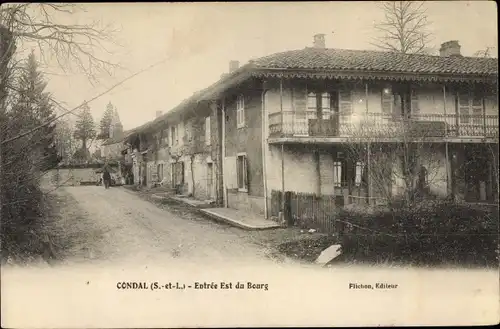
[269,112,499,139]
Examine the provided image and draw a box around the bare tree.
[0,4,120,83]
[474,46,496,58]
[343,113,447,208]
[371,1,433,54]
[471,48,499,202]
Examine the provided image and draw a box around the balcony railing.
[269,111,499,139]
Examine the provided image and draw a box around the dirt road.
[3,186,498,327]
[51,186,275,267]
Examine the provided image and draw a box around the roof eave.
[251,68,497,83]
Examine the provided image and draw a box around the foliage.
[0,52,61,259]
[98,102,115,140]
[1,4,120,263]
[371,1,433,54]
[336,201,499,267]
[343,116,447,207]
[72,102,96,161]
[474,46,496,58]
[54,117,79,164]
[0,4,119,83]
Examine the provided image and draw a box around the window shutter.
[307,92,317,111]
[293,86,307,113]
[236,157,241,188]
[411,88,419,114]
[339,89,353,115]
[244,156,249,190]
[180,162,184,185]
[471,93,483,125]
[333,161,342,187]
[458,92,471,124]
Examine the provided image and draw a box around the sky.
[23,1,498,131]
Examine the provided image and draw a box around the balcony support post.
[281,143,285,218]
[280,77,284,136]
[482,96,487,137]
[261,82,269,219]
[315,149,321,197]
[221,98,227,208]
[365,82,372,205]
[443,85,451,197]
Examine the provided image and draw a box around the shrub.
[336,200,499,267]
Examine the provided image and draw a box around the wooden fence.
[270,190,343,233]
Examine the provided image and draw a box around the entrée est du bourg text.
[116,281,269,291]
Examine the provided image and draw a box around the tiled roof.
[130,47,497,136]
[251,47,498,75]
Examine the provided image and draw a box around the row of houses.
[118,35,498,221]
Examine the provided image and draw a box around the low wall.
[227,190,265,215]
[41,168,120,186]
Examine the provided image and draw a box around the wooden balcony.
[268,111,499,143]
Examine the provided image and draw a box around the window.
[307,92,317,112]
[185,122,192,142]
[236,95,245,128]
[458,91,483,124]
[339,90,353,115]
[159,129,168,146]
[472,94,483,125]
[170,126,177,145]
[381,86,402,115]
[307,91,334,118]
[205,116,211,145]
[333,161,342,188]
[163,129,169,145]
[355,161,364,187]
[236,154,248,191]
[321,92,331,119]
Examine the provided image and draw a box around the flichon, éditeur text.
[349,283,398,290]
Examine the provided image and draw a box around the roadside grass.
[1,188,80,266]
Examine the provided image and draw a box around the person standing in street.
[103,166,111,189]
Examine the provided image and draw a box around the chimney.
[229,60,240,73]
[156,110,162,118]
[439,40,461,57]
[313,34,326,49]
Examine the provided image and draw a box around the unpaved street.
[3,186,499,328]
[52,186,274,267]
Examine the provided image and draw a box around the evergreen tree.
[73,102,96,161]
[9,51,60,173]
[98,102,115,139]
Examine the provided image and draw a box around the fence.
[269,111,499,138]
[270,190,343,233]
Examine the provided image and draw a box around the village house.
[128,35,498,225]
[125,100,223,203]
